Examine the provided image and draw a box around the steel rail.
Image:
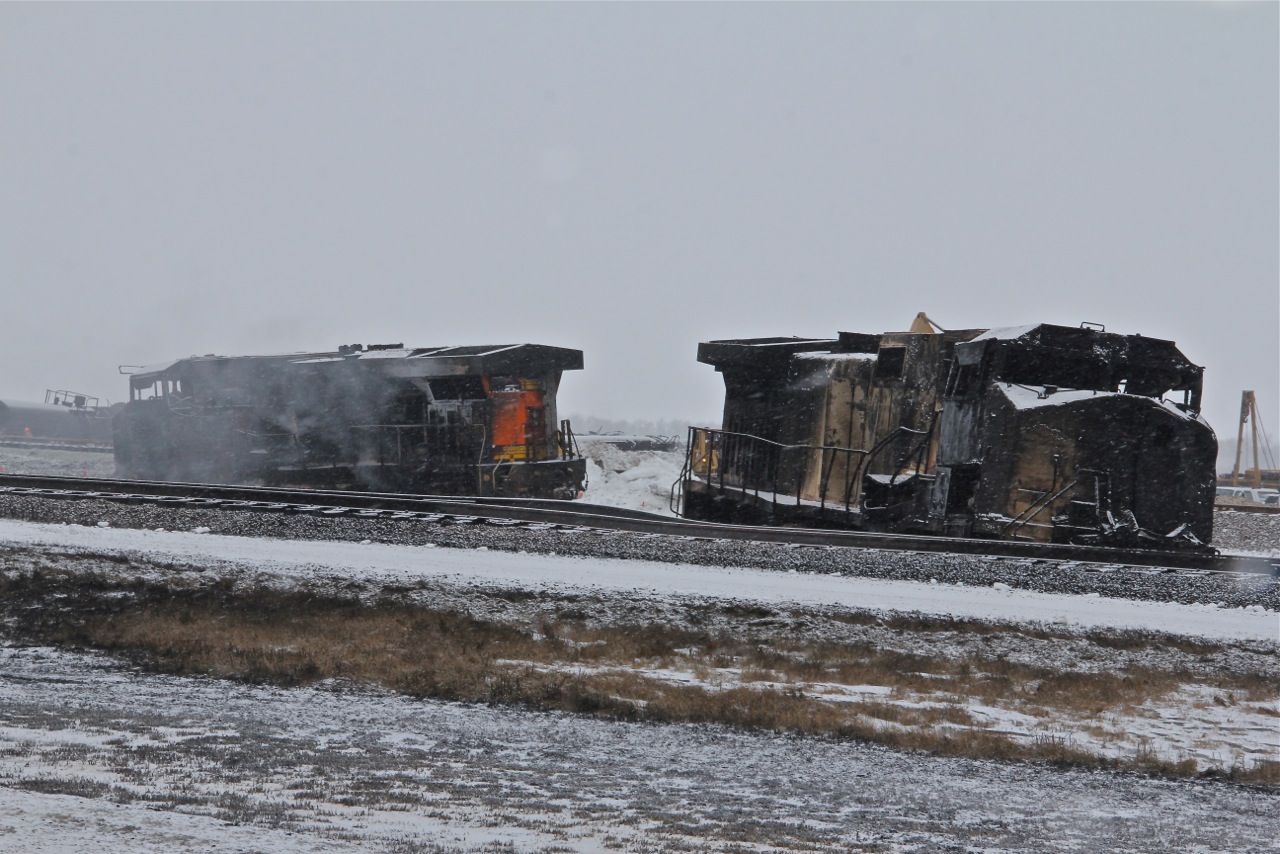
[0,473,1275,577]
[0,439,114,454]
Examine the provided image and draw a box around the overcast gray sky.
[2,2,1276,446]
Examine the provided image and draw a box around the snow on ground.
[0,786,368,854]
[0,644,1276,854]
[0,447,1278,852]
[2,514,1275,781]
[1,517,1275,643]
[0,446,115,480]
[513,659,1280,775]
[579,443,685,516]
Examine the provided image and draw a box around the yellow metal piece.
[492,444,530,462]
[909,312,944,334]
[1229,390,1277,488]
[492,443,552,463]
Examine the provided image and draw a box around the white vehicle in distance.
[1215,486,1280,506]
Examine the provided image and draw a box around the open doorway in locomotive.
[676,315,1217,549]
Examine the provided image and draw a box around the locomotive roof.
[127,343,583,388]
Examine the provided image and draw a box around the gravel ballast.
[0,488,1276,611]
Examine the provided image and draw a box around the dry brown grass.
[2,567,1275,785]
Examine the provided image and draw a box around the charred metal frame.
[678,323,1217,548]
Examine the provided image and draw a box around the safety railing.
[557,419,581,460]
[45,390,101,411]
[674,421,943,519]
[1001,477,1081,538]
[679,427,874,516]
[1000,468,1116,541]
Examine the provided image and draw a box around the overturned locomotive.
[114,343,586,498]
[678,317,1216,548]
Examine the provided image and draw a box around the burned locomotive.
[678,317,1216,548]
[113,343,586,498]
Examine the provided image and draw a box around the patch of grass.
[1,567,1275,785]
[1224,759,1280,786]
[15,775,136,803]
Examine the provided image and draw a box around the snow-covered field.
[1,642,1277,854]
[0,446,1277,852]
[0,515,1276,852]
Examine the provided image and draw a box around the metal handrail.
[1000,478,1081,538]
[685,427,875,514]
[681,421,949,519]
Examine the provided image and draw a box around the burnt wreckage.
[114,343,586,498]
[678,318,1216,548]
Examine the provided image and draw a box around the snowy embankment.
[0,517,1274,643]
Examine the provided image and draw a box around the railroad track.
[0,439,114,454]
[0,473,1275,577]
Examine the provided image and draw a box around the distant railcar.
[113,343,586,498]
[678,318,1216,548]
[0,391,115,444]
